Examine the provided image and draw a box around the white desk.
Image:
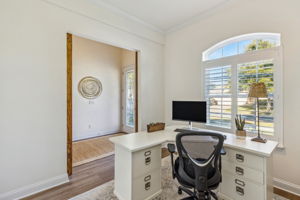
[110,126,278,200]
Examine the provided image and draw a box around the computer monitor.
[172,101,207,128]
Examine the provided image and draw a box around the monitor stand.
[174,121,201,132]
[188,121,193,129]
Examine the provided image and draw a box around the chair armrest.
[214,145,226,155]
[220,147,226,155]
[167,143,176,153]
[167,143,176,179]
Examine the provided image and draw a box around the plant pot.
[236,130,246,139]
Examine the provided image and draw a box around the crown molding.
[166,0,237,34]
[88,0,164,34]
[88,0,238,35]
[43,0,165,45]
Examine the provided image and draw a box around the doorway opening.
[67,33,139,175]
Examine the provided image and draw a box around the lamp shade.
[248,82,268,98]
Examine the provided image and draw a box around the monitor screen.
[172,101,207,123]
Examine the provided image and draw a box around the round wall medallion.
[78,76,102,99]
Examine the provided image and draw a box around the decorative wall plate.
[78,76,102,99]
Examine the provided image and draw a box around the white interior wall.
[73,36,123,141]
[164,0,300,194]
[0,0,164,199]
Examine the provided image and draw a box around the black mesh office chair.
[168,130,225,200]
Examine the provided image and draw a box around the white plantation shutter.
[205,66,232,128]
[237,60,274,135]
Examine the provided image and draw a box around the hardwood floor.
[72,133,125,166]
[22,148,297,200]
[274,187,300,200]
[23,155,115,200]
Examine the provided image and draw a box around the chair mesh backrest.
[176,131,224,192]
[176,131,224,174]
[181,135,218,163]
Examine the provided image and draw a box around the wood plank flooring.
[274,187,300,200]
[23,148,169,200]
[23,155,115,200]
[72,133,125,166]
[22,148,298,200]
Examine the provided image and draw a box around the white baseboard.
[273,178,300,196]
[73,129,121,141]
[0,173,69,200]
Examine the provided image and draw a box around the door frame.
[66,33,139,175]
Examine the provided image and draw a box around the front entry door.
[122,66,135,133]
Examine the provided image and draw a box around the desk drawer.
[220,172,236,199]
[220,172,264,200]
[132,145,161,178]
[222,159,264,184]
[132,169,161,200]
[222,148,264,171]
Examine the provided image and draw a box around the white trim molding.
[0,174,69,200]
[73,128,122,141]
[42,0,165,45]
[273,178,300,196]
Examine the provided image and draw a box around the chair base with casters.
[167,131,226,200]
[177,186,218,200]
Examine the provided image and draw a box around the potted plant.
[235,114,246,138]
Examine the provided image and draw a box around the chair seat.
[174,157,220,189]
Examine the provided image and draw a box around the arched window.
[202,33,283,144]
[203,33,280,61]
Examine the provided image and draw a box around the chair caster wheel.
[178,188,183,195]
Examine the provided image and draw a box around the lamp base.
[251,136,267,143]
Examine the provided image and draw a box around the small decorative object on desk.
[147,122,165,133]
[235,114,246,138]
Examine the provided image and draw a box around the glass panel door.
[122,67,135,133]
[125,69,135,128]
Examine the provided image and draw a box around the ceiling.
[91,0,230,32]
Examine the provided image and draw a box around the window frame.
[202,46,284,147]
[203,33,281,61]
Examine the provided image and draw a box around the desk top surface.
[110,125,278,157]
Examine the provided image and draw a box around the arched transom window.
[202,33,283,144]
[203,33,280,61]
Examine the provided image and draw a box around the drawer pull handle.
[144,175,151,182]
[145,157,151,165]
[236,154,244,162]
[236,167,244,175]
[235,179,245,187]
[144,150,151,156]
[236,186,244,196]
[145,182,151,190]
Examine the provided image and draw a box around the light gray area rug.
[71,158,288,200]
